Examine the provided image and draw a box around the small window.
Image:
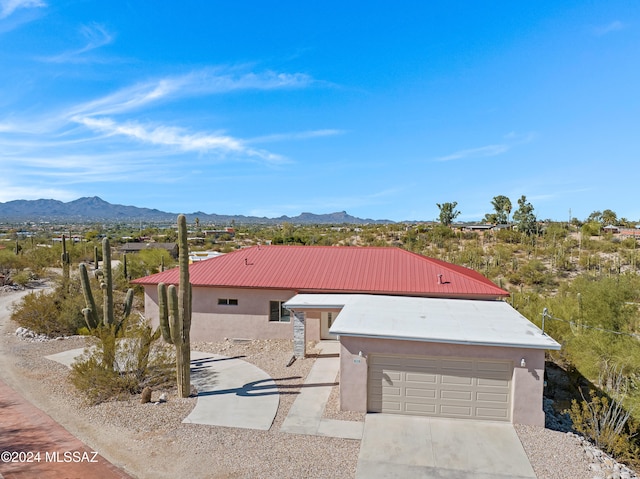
[218,298,238,306]
[269,301,291,322]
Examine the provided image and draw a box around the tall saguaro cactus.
[79,237,134,370]
[79,237,133,331]
[158,214,192,398]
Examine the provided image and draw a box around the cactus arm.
[102,238,114,326]
[79,263,99,329]
[158,283,173,344]
[123,288,134,318]
[168,284,181,345]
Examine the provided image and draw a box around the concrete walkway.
[356,414,537,479]
[280,341,364,440]
[45,348,279,431]
[184,351,278,430]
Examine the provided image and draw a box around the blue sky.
[1,1,639,222]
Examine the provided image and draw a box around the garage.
[367,354,512,421]
[284,293,561,426]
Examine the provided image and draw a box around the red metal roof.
[132,245,508,299]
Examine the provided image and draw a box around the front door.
[320,311,338,340]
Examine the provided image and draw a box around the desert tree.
[436,202,460,226]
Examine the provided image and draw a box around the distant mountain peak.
[0,197,393,224]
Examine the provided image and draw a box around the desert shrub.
[11,270,32,286]
[70,318,174,404]
[70,355,139,404]
[496,229,522,244]
[11,281,86,336]
[569,366,639,467]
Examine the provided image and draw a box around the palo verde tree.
[512,195,538,236]
[157,214,193,398]
[484,195,512,224]
[436,201,460,226]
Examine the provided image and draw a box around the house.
[132,245,560,426]
[118,242,179,258]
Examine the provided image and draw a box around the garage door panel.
[382,386,401,396]
[406,403,437,414]
[476,407,510,419]
[441,374,474,386]
[477,377,510,388]
[406,372,437,383]
[406,388,437,399]
[381,401,402,412]
[477,392,510,403]
[440,390,473,401]
[368,354,512,422]
[440,404,473,417]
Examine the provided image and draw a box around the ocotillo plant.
[158,214,192,398]
[79,237,134,370]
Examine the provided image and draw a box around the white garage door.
[368,354,512,421]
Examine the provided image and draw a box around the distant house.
[620,228,640,239]
[188,251,224,263]
[118,242,178,258]
[132,245,559,426]
[603,225,620,234]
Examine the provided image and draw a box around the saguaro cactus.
[79,237,134,370]
[61,234,70,285]
[79,237,133,332]
[158,214,192,398]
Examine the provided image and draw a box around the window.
[269,301,291,322]
[218,298,238,306]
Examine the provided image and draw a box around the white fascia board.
[330,331,562,350]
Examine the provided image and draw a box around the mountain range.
[0,197,392,224]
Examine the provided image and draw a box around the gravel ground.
[514,424,593,479]
[1,287,635,479]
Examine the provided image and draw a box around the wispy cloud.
[247,129,345,144]
[0,0,45,19]
[68,68,314,117]
[593,20,625,36]
[0,65,332,202]
[42,23,114,63]
[73,116,287,164]
[434,144,510,162]
[434,131,535,162]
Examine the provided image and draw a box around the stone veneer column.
[293,311,306,358]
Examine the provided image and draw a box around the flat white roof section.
[285,294,561,350]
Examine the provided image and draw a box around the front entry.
[320,311,338,340]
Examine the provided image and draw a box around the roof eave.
[330,331,562,351]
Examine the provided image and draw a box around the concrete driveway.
[356,414,536,479]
